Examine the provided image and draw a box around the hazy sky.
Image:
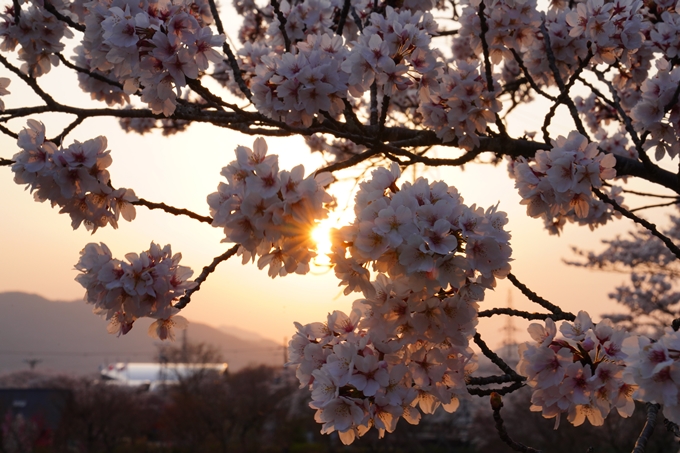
[0,19,673,352]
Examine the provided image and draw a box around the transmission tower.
[501,289,520,361]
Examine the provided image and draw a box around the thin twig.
[0,123,18,139]
[175,244,240,309]
[435,29,459,36]
[630,200,679,213]
[206,0,252,100]
[370,82,378,125]
[271,0,292,51]
[606,184,679,199]
[57,53,125,91]
[540,21,591,139]
[378,94,390,139]
[133,198,213,224]
[0,54,57,106]
[490,392,542,452]
[508,273,576,320]
[43,0,86,32]
[632,403,660,453]
[51,116,85,146]
[511,49,556,101]
[336,0,351,36]
[477,0,507,136]
[0,158,14,166]
[593,187,680,261]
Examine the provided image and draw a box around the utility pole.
[24,359,41,370]
[283,337,288,365]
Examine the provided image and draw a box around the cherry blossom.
[11,120,137,232]
[207,137,334,277]
[288,277,477,444]
[511,131,619,235]
[518,313,635,428]
[75,241,196,336]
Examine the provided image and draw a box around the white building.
[100,362,228,390]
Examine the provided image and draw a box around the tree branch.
[474,332,522,379]
[467,380,525,396]
[336,0,351,36]
[174,244,240,309]
[632,403,660,453]
[132,198,214,224]
[43,0,86,32]
[593,187,680,261]
[270,0,292,52]
[478,307,575,321]
[508,273,576,321]
[490,393,543,453]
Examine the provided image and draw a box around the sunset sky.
[0,16,675,353]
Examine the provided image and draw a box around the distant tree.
[569,210,680,338]
[161,365,295,452]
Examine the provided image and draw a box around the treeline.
[1,365,678,453]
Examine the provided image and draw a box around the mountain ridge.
[0,292,284,375]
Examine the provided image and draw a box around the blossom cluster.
[455,0,541,66]
[251,6,441,127]
[329,162,512,298]
[419,59,500,150]
[511,131,618,235]
[207,137,333,278]
[0,0,74,76]
[626,328,680,424]
[517,312,635,428]
[11,120,137,232]
[74,241,195,339]
[288,275,477,445]
[630,58,680,161]
[251,33,349,127]
[564,0,644,66]
[341,6,438,98]
[77,0,224,115]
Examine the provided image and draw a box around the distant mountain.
[0,292,284,376]
[218,324,270,342]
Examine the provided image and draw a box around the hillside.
[0,292,284,375]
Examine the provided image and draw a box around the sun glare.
[311,219,334,266]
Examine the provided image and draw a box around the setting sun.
[311,219,335,267]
